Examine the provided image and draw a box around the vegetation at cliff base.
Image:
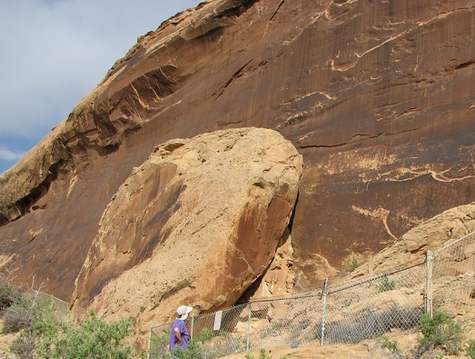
[378,335,400,354]
[0,280,133,359]
[3,294,37,334]
[245,349,288,359]
[418,311,463,355]
[466,339,475,359]
[377,275,396,292]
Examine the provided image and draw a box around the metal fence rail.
[150,232,475,358]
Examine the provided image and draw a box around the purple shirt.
[169,319,190,352]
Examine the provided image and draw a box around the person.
[169,305,192,353]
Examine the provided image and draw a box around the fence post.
[148,327,152,359]
[425,250,433,318]
[246,302,252,352]
[320,278,329,346]
[190,315,195,339]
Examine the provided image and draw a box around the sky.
[0,0,200,173]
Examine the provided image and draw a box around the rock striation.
[350,202,475,276]
[71,127,302,333]
[1,0,475,300]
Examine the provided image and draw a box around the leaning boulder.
[71,127,302,333]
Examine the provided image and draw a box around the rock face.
[1,0,475,299]
[349,202,475,276]
[71,128,302,332]
[249,237,297,299]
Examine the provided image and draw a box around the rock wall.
[1,0,475,299]
[351,201,475,276]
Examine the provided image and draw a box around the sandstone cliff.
[1,0,475,302]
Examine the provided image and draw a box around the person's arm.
[174,327,182,343]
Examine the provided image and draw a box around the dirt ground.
[224,328,475,359]
[0,319,16,359]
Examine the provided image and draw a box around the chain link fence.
[432,232,475,325]
[150,232,475,358]
[323,262,426,345]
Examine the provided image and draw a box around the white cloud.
[0,146,25,161]
[0,0,199,137]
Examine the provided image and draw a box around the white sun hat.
[176,305,193,320]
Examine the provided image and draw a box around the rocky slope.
[225,329,474,359]
[1,0,475,305]
[226,203,475,358]
[348,201,475,277]
[71,127,302,334]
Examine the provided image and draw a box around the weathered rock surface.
[248,236,297,299]
[71,128,302,333]
[349,202,475,276]
[1,0,475,300]
[249,234,337,299]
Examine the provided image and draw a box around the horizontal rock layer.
[1,0,475,299]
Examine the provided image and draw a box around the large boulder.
[71,127,302,333]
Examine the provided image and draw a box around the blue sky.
[0,0,200,173]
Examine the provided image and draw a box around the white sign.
[213,310,223,331]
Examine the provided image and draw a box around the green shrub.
[9,297,54,358]
[150,332,171,359]
[3,294,35,333]
[343,257,360,272]
[245,350,271,359]
[0,280,14,311]
[10,304,133,359]
[244,350,287,359]
[350,258,360,271]
[377,275,396,292]
[4,282,134,358]
[173,329,237,358]
[10,331,35,359]
[174,339,203,359]
[150,326,220,359]
[419,312,463,355]
[195,327,213,343]
[378,336,399,353]
[216,329,230,338]
[151,331,169,349]
[260,321,286,338]
[259,349,272,359]
[467,339,475,359]
[34,311,133,359]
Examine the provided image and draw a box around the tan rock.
[71,128,302,336]
[224,328,472,359]
[250,235,297,299]
[293,253,338,291]
[250,234,339,299]
[349,202,475,277]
